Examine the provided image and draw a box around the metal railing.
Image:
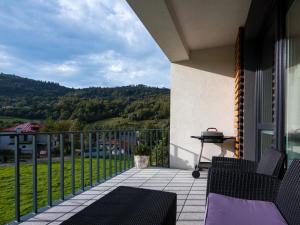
[0,129,169,224]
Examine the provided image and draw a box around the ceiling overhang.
[126,0,189,62]
[127,0,252,63]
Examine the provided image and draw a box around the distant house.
[2,122,40,133]
[0,122,46,154]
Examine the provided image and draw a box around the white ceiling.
[127,0,252,62]
[168,0,252,50]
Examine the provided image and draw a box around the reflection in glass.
[260,130,274,158]
[286,0,300,165]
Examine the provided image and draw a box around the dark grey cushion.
[256,148,284,176]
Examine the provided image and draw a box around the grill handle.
[206,128,218,132]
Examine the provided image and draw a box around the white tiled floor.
[20,168,207,225]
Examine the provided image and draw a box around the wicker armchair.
[211,148,285,177]
[208,168,281,201]
[205,159,300,225]
[207,148,285,199]
[211,156,257,171]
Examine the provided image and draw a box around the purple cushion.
[205,193,287,225]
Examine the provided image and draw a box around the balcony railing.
[0,128,169,224]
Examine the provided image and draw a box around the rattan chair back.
[276,159,300,225]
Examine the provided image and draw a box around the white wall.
[0,135,14,151]
[170,45,235,169]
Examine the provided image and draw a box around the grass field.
[0,116,39,124]
[0,116,39,130]
[0,157,131,224]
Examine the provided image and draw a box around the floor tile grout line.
[138,168,174,188]
[48,168,142,224]
[162,169,181,191]
[177,173,196,220]
[161,169,185,221]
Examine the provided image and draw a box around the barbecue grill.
[191,128,235,178]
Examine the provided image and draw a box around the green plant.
[133,143,150,156]
[152,137,169,166]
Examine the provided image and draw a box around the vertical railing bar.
[162,130,164,167]
[114,131,117,175]
[123,131,125,169]
[96,132,100,183]
[89,133,92,187]
[131,131,134,168]
[47,134,52,207]
[150,130,152,166]
[124,131,127,171]
[127,131,130,170]
[128,131,131,169]
[102,132,106,180]
[60,134,64,200]
[119,130,122,172]
[71,133,75,195]
[168,129,170,168]
[132,130,136,167]
[32,135,38,214]
[80,133,84,191]
[145,130,148,167]
[128,131,131,168]
[132,131,134,168]
[156,129,158,166]
[109,131,112,177]
[14,135,20,222]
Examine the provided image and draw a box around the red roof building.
[2,122,40,133]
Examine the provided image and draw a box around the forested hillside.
[0,73,170,130]
[0,73,71,97]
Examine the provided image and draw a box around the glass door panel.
[260,130,274,158]
[257,20,275,159]
[286,0,300,165]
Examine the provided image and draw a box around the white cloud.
[0,53,12,67]
[0,45,169,88]
[56,0,147,46]
[0,46,16,68]
[0,0,170,88]
[109,63,123,72]
[41,62,78,77]
[78,50,169,87]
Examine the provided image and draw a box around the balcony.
[2,0,300,224]
[18,168,207,225]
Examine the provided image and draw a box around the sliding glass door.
[256,20,276,160]
[286,0,300,165]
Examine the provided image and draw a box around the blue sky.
[0,0,170,88]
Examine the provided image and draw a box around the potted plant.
[134,143,150,169]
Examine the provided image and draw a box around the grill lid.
[201,128,224,138]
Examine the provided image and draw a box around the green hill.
[0,73,71,97]
[0,73,170,130]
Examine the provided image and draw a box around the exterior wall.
[0,133,47,153]
[0,134,34,152]
[170,45,236,169]
[0,134,14,150]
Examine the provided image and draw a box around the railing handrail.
[0,128,167,136]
